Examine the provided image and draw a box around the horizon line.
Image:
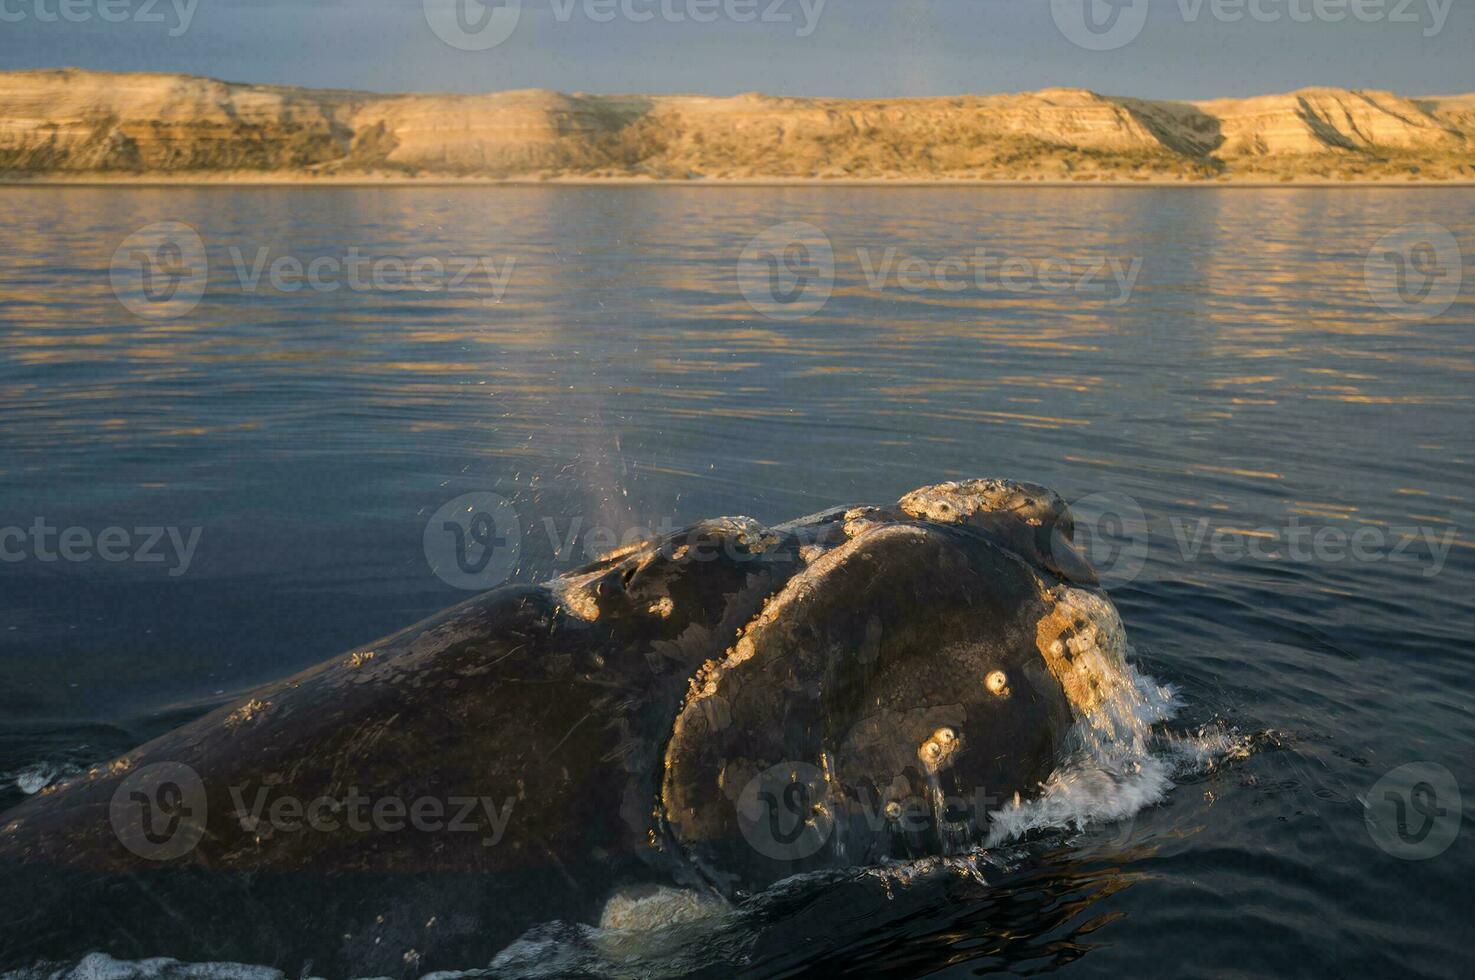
[10,66,1473,104]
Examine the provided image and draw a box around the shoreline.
[6,72,1472,193]
[4,174,1474,189]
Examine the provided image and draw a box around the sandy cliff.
[1,70,1471,181]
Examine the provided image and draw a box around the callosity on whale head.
[658,478,1133,894]
[0,478,1136,975]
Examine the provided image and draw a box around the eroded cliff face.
[0,70,364,172]
[1,69,1470,180]
[1196,88,1468,156]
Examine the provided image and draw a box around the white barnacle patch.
[898,478,1064,529]
[985,670,1010,697]
[596,540,648,564]
[842,507,885,539]
[918,727,961,774]
[597,884,727,931]
[728,634,757,665]
[1034,585,1145,749]
[226,699,270,727]
[737,528,779,554]
[552,581,601,622]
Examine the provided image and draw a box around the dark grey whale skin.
[0,480,1102,977]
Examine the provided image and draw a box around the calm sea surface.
[0,187,1472,977]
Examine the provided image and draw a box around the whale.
[0,479,1137,977]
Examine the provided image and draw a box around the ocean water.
[0,186,1471,977]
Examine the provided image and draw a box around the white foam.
[5,761,80,796]
[1,952,286,980]
[983,658,1254,849]
[480,908,744,980]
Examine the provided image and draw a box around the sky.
[0,0,1472,99]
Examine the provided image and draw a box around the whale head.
[655,480,1132,895]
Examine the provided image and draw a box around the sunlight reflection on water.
[0,186,1471,976]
